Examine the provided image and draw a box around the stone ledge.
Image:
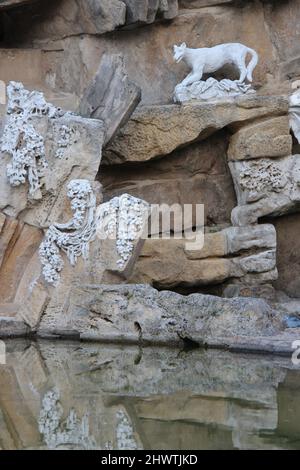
[103,95,289,164]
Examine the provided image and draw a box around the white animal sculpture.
[173,42,258,86]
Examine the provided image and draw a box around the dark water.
[0,339,300,450]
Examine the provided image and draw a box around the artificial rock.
[130,225,277,289]
[228,116,292,161]
[104,95,289,164]
[79,54,141,145]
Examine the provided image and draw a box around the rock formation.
[0,0,300,351]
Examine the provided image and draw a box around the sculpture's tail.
[246,48,258,82]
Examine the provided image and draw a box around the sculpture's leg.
[237,62,247,83]
[181,69,203,86]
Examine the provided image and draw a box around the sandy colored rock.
[228,116,292,161]
[185,224,276,259]
[185,231,226,259]
[272,213,300,299]
[263,0,300,82]
[104,96,289,164]
[130,225,277,288]
[131,239,234,287]
[0,217,43,304]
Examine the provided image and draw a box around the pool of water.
[0,339,300,450]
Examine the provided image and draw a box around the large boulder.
[228,116,292,161]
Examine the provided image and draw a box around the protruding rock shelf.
[103,95,289,164]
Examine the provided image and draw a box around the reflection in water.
[0,340,300,450]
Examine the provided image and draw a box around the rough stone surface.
[0,317,30,337]
[1,0,178,43]
[228,116,293,161]
[4,0,127,38]
[0,214,43,306]
[103,96,289,164]
[38,284,283,344]
[122,0,178,25]
[79,54,141,145]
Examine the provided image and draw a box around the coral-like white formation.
[1,82,66,197]
[239,159,287,194]
[39,179,97,285]
[96,194,149,269]
[39,180,149,285]
[39,388,96,450]
[53,123,76,159]
[116,410,141,450]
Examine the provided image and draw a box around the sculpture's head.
[173,43,187,63]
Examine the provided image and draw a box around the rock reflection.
[0,340,299,450]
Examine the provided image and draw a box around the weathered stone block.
[130,224,277,288]
[185,224,276,259]
[228,116,292,161]
[79,54,141,145]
